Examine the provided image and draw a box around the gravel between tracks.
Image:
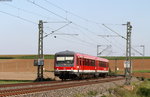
[9,77,139,97]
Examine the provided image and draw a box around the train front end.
[54,51,77,80]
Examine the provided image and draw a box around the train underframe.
[54,71,108,80]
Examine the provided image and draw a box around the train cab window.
[56,56,74,67]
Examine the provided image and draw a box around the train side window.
[88,60,90,66]
[89,60,92,66]
[83,58,85,66]
[91,60,95,66]
[80,58,82,65]
[104,62,106,67]
[106,63,109,67]
[99,61,106,67]
[85,59,87,66]
[93,60,95,66]
[107,63,109,67]
[77,57,80,65]
[77,58,78,65]
[103,62,105,67]
[87,59,89,66]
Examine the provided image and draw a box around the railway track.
[0,77,124,97]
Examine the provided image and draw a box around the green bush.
[87,91,98,96]
[136,88,150,97]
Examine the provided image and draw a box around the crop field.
[0,55,150,80]
[101,56,150,60]
[0,55,54,59]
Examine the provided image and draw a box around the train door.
[79,58,84,73]
[95,60,98,72]
[77,57,82,73]
[95,60,99,77]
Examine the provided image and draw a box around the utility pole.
[33,20,76,81]
[34,20,44,81]
[124,22,132,85]
[38,20,44,81]
[102,22,133,85]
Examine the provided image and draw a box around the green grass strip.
[101,56,150,60]
[0,55,54,59]
[0,80,33,84]
[133,70,150,73]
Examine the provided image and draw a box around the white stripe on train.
[55,70,109,73]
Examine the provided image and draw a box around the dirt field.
[0,59,149,80]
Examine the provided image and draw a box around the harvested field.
[0,58,149,80]
[109,59,150,78]
[132,73,150,78]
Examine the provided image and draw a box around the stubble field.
[0,58,149,80]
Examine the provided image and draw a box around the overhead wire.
[27,0,102,45]
[44,0,109,46]
[44,21,72,38]
[71,36,96,46]
[1,0,132,56]
[54,36,96,48]
[97,24,125,51]
[102,24,142,56]
[44,24,97,47]
[1,0,127,55]
[43,0,127,54]
[69,23,100,44]
[102,24,126,40]
[0,10,37,24]
[27,0,69,22]
[3,3,55,20]
[43,22,97,47]
[101,36,124,52]
[43,0,98,23]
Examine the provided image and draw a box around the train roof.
[55,50,108,62]
[76,53,109,62]
[55,50,75,56]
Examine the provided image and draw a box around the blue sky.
[0,0,150,56]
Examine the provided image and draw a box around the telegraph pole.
[33,20,77,81]
[124,22,132,85]
[102,22,133,85]
[38,20,44,81]
[34,20,44,81]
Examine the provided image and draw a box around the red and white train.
[54,50,109,80]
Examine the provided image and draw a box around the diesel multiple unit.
[54,50,109,80]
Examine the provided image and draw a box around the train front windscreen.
[55,56,74,67]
